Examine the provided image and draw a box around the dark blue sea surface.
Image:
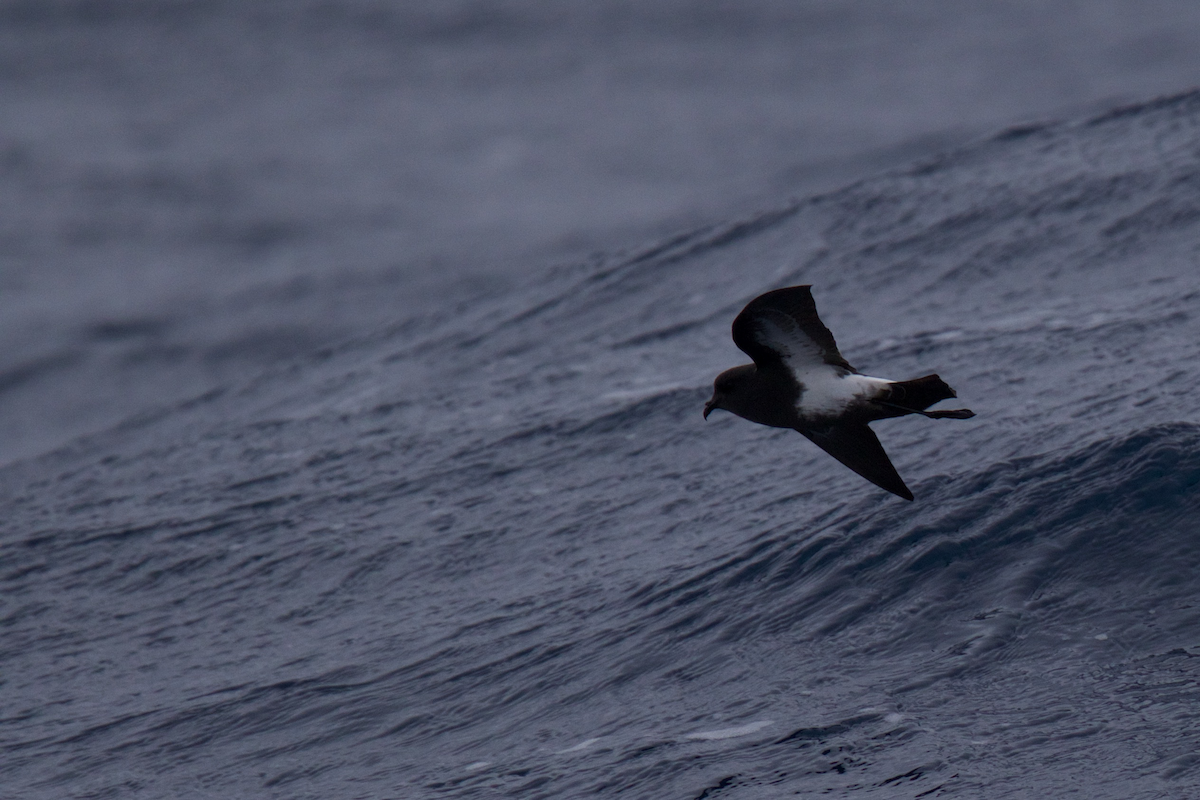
[6,3,1200,798]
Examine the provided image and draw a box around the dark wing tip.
[876,470,914,501]
[799,423,913,500]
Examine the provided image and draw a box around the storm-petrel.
[704,285,973,500]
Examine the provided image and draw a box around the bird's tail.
[881,374,975,419]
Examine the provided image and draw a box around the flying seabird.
[704,285,974,500]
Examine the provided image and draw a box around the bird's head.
[704,365,753,419]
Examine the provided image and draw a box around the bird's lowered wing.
[799,423,914,501]
[731,286,854,373]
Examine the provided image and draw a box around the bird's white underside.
[754,314,892,420]
[794,369,892,419]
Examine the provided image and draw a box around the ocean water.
[6,4,1200,799]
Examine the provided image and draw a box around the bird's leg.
[872,400,975,420]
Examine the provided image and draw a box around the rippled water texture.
[5,3,1200,799]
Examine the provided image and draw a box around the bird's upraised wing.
[731,286,854,373]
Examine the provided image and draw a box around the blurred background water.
[7,0,1200,465]
[4,2,1200,797]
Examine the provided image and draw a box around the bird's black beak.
[703,397,717,420]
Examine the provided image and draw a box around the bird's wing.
[731,286,854,373]
[799,423,913,500]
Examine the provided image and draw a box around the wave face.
[8,24,1200,800]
